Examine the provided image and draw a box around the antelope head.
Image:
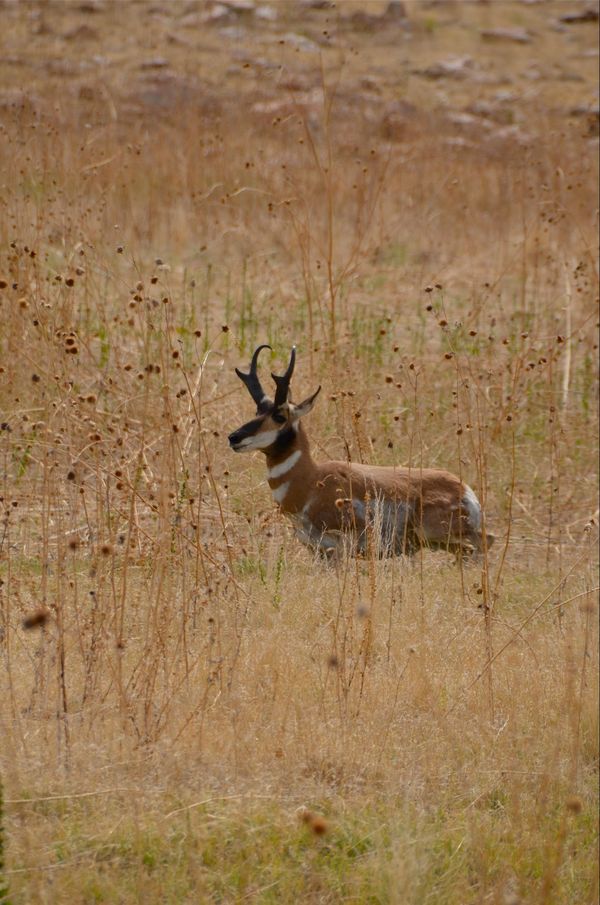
[228,345,321,453]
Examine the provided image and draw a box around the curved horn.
[235,345,271,409]
[272,346,296,408]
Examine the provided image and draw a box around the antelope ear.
[290,386,321,420]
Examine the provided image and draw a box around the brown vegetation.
[0,1,598,902]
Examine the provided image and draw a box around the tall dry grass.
[0,1,598,901]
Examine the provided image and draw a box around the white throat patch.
[268,450,302,481]
[272,482,289,504]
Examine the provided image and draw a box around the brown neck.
[264,422,310,465]
[265,423,318,513]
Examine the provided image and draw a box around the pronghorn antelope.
[228,345,494,559]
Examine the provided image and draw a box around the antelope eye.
[272,412,286,425]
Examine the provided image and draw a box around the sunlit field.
[0,1,598,902]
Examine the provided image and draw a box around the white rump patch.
[268,450,302,481]
[462,485,482,531]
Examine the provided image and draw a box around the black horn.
[235,344,272,410]
[272,346,296,408]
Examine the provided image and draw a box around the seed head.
[310,815,328,835]
[22,607,50,630]
[297,806,328,835]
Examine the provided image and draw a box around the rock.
[383,1,408,20]
[443,137,478,151]
[493,90,518,103]
[182,2,256,25]
[166,31,195,46]
[522,66,543,80]
[348,11,384,29]
[251,98,290,116]
[218,26,247,39]
[559,5,599,23]
[29,10,53,35]
[417,56,475,80]
[178,11,204,26]
[63,23,99,40]
[124,73,221,118]
[281,32,320,52]
[231,51,279,69]
[360,76,381,92]
[570,103,600,116]
[76,0,106,10]
[279,75,310,91]
[569,104,599,135]
[466,100,516,124]
[220,0,255,11]
[380,99,418,140]
[139,57,171,69]
[255,5,277,20]
[480,27,532,44]
[347,1,408,31]
[45,59,80,76]
[445,111,493,131]
[556,70,585,82]
[488,124,533,147]
[199,5,234,24]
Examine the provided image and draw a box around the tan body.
[264,425,489,557]
[229,345,494,559]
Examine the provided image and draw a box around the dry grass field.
[0,0,598,902]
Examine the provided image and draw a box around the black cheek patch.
[270,427,295,456]
[239,416,266,439]
[229,416,266,445]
